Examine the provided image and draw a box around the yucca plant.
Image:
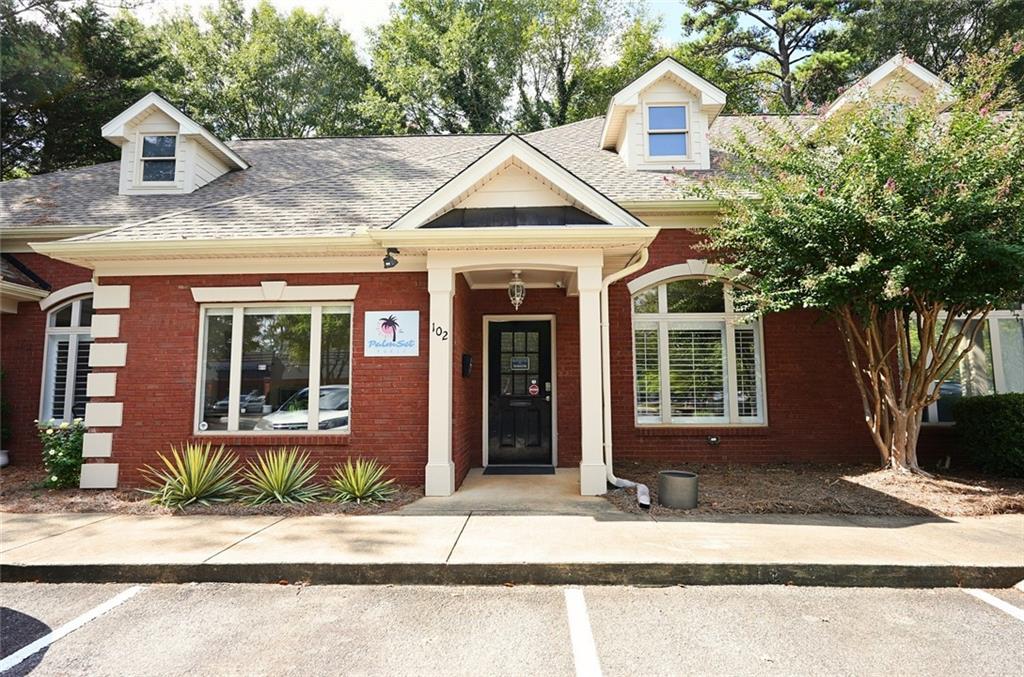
[328,458,397,504]
[141,442,241,509]
[242,448,323,505]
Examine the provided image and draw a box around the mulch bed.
[0,464,422,516]
[605,461,1024,518]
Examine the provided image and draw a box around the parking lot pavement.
[2,583,1022,677]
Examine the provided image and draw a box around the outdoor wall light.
[707,435,721,446]
[382,247,400,269]
[508,270,526,311]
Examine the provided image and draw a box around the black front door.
[488,321,553,465]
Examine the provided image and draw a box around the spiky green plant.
[328,458,396,504]
[141,442,241,509]
[242,448,323,505]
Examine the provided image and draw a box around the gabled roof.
[825,54,954,117]
[600,56,728,149]
[101,92,249,170]
[389,135,645,229]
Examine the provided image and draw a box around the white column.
[425,264,456,496]
[577,264,607,495]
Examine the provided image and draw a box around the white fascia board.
[389,135,646,230]
[101,92,248,170]
[0,280,49,305]
[825,55,953,116]
[375,226,658,249]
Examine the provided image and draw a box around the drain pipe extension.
[601,246,651,509]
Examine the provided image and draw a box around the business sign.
[364,311,420,357]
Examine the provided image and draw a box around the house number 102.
[431,323,449,340]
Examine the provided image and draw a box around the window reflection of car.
[254,385,349,431]
[208,390,266,415]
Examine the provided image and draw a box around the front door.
[488,320,553,465]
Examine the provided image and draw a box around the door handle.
[545,395,551,402]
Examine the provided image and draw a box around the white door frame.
[481,314,558,467]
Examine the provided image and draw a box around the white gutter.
[600,245,651,508]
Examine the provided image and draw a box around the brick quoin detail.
[0,254,93,465]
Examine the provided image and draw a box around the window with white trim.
[646,105,688,157]
[139,134,177,182]
[41,296,93,422]
[197,304,352,433]
[632,278,765,425]
[922,307,1024,423]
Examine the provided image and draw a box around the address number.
[431,323,449,341]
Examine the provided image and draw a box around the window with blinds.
[41,296,93,422]
[631,277,765,425]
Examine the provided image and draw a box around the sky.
[131,0,690,56]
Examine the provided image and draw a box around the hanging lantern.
[508,270,526,311]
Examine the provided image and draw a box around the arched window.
[631,277,765,425]
[41,295,93,422]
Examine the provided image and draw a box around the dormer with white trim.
[825,55,954,117]
[102,92,248,196]
[600,57,727,172]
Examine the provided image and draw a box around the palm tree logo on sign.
[379,315,400,342]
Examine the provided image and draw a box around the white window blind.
[41,297,93,422]
[631,277,765,425]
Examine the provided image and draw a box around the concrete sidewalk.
[2,510,1022,587]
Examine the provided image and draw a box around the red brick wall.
[607,229,882,464]
[94,272,431,487]
[451,273,479,485]
[0,254,92,465]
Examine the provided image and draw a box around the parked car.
[254,385,349,431]
[208,390,266,415]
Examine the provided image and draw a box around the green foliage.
[360,0,530,134]
[954,394,1024,476]
[148,0,371,138]
[1,0,159,178]
[37,419,85,489]
[698,44,1024,320]
[242,448,323,505]
[680,0,868,111]
[141,442,242,509]
[328,458,397,504]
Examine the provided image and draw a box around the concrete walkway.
[2,509,1022,587]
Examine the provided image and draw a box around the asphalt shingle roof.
[0,115,814,243]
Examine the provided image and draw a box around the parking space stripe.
[964,589,1024,622]
[0,585,145,672]
[564,588,602,677]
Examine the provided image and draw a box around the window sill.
[189,432,351,447]
[636,425,770,438]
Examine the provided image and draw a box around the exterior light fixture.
[508,270,526,311]
[382,247,400,269]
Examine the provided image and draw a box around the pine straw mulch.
[0,464,422,516]
[605,461,1024,518]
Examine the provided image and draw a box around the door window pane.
[242,309,311,431]
[200,311,233,431]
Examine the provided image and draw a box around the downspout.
[600,246,651,509]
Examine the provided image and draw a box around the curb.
[4,563,1023,588]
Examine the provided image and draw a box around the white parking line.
[0,585,145,672]
[564,588,602,677]
[964,589,1024,622]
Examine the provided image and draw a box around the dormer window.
[646,105,688,158]
[140,135,177,182]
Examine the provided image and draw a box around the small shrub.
[37,419,86,488]
[242,448,323,505]
[328,458,396,504]
[141,442,242,509]
[953,394,1024,477]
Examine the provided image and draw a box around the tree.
[514,0,626,131]
[836,0,1024,98]
[1,0,158,178]
[694,44,1024,473]
[360,0,530,134]
[681,0,867,111]
[149,0,371,139]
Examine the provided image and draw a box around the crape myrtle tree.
[694,44,1024,473]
